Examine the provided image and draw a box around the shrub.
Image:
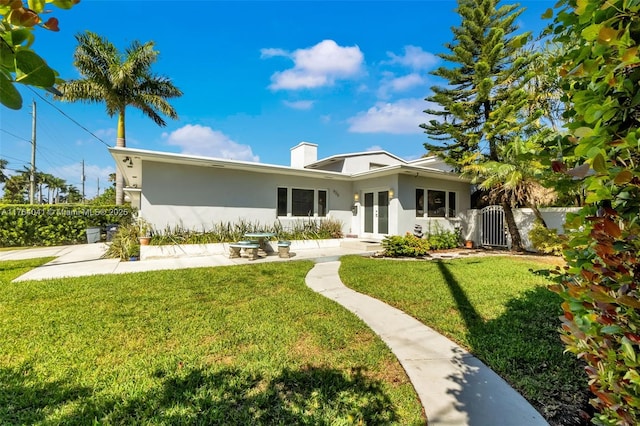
[423,222,461,250]
[550,0,640,423]
[103,223,139,260]
[426,229,460,250]
[528,222,565,256]
[0,204,134,247]
[382,234,430,257]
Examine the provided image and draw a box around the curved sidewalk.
[305,260,548,426]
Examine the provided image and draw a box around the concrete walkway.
[306,261,548,426]
[6,243,366,282]
[4,244,549,425]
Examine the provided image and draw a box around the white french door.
[363,190,389,237]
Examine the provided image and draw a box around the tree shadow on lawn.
[435,261,592,426]
[0,363,93,425]
[2,364,399,425]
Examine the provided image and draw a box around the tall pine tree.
[421,0,535,251]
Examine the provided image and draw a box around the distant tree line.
[0,160,116,205]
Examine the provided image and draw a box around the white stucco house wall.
[109,142,472,239]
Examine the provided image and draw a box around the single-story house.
[109,142,472,239]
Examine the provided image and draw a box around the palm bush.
[103,223,139,260]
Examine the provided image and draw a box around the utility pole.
[29,100,36,204]
[81,159,85,203]
[97,177,100,197]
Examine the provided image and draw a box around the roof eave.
[108,147,351,182]
[351,164,470,182]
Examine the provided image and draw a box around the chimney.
[290,142,318,168]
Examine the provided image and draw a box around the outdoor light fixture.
[354,192,360,202]
[389,188,395,199]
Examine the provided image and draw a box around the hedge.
[0,204,134,247]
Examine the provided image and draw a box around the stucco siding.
[396,174,470,235]
[141,161,354,233]
[342,153,404,173]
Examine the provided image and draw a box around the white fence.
[459,207,580,251]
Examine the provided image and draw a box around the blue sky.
[1,0,553,199]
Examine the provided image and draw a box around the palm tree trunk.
[501,202,525,252]
[528,204,548,228]
[115,109,126,206]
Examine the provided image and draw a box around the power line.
[26,87,112,148]
[0,128,30,143]
[0,154,30,164]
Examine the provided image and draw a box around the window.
[292,189,314,216]
[415,188,457,218]
[428,190,446,217]
[318,190,327,216]
[277,187,287,216]
[448,191,456,217]
[277,187,328,217]
[416,188,425,217]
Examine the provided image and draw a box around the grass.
[0,257,55,281]
[0,259,425,425]
[339,255,590,426]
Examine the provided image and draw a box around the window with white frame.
[277,187,328,217]
[416,188,456,218]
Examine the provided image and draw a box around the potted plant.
[137,218,152,246]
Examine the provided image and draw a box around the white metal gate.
[481,205,508,248]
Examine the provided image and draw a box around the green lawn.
[0,260,425,425]
[339,255,590,425]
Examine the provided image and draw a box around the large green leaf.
[28,0,46,13]
[0,41,15,70]
[50,0,79,9]
[581,23,602,40]
[2,28,35,48]
[592,153,607,174]
[0,72,23,110]
[14,49,55,87]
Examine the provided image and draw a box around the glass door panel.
[377,191,389,234]
[364,192,374,233]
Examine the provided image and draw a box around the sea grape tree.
[549,0,640,424]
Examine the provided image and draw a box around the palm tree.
[461,137,557,251]
[47,176,66,204]
[61,185,82,204]
[2,173,28,203]
[38,172,56,204]
[0,158,7,183]
[57,31,182,205]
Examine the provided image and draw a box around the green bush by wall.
[0,204,134,247]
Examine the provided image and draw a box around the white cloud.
[264,40,364,90]
[283,100,315,110]
[378,72,425,98]
[260,47,288,58]
[93,128,116,139]
[366,145,383,152]
[388,73,425,91]
[348,98,430,134]
[385,45,438,70]
[163,124,259,162]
